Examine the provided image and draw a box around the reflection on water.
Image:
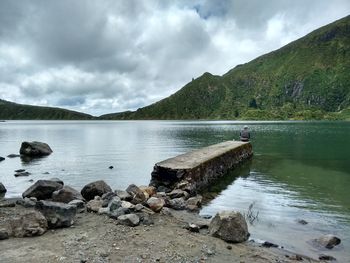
[0,120,349,261]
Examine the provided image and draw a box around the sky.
[0,0,349,116]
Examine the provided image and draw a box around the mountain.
[101,15,350,120]
[0,99,93,120]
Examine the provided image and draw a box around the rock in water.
[126,184,146,204]
[209,211,249,243]
[52,186,84,203]
[19,141,53,157]
[0,182,7,194]
[10,210,48,237]
[22,180,63,200]
[7,154,20,158]
[35,200,77,228]
[312,235,341,249]
[0,156,5,162]
[147,197,165,212]
[14,171,31,177]
[81,180,112,201]
[117,214,140,227]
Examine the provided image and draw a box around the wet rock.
[101,192,116,207]
[297,219,308,225]
[7,154,20,158]
[262,241,278,248]
[52,186,84,203]
[115,190,132,201]
[168,198,186,210]
[0,182,6,194]
[10,210,48,237]
[0,229,9,240]
[19,141,53,157]
[126,184,146,205]
[86,196,104,213]
[49,178,64,186]
[14,171,31,177]
[35,200,77,228]
[319,254,336,261]
[81,180,112,201]
[68,199,85,213]
[147,197,165,212]
[312,235,341,249]
[15,169,26,173]
[0,156,5,162]
[22,180,63,200]
[108,166,114,169]
[167,189,189,199]
[117,214,140,227]
[209,211,249,243]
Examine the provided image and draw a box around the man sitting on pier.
[240,126,250,142]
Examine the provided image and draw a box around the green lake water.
[0,121,349,261]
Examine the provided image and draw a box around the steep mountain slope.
[0,99,93,120]
[101,15,350,120]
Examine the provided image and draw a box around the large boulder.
[35,200,77,228]
[147,197,165,212]
[0,182,6,194]
[209,211,249,243]
[19,141,53,157]
[10,210,48,237]
[52,186,84,203]
[126,184,146,205]
[22,180,63,200]
[312,235,341,249]
[81,180,112,201]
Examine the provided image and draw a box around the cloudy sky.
[0,0,349,116]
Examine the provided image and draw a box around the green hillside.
[0,99,93,120]
[101,15,350,120]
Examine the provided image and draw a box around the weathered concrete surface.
[150,141,253,194]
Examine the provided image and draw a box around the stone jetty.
[150,141,253,194]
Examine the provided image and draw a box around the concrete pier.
[150,141,253,194]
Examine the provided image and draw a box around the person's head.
[244,125,248,130]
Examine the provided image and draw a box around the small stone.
[262,241,278,248]
[7,154,20,158]
[167,189,189,199]
[319,254,336,261]
[0,229,9,240]
[86,197,103,213]
[108,196,122,212]
[226,245,232,250]
[134,203,144,212]
[147,197,165,212]
[117,214,140,227]
[169,198,186,210]
[0,182,7,194]
[121,201,135,210]
[115,190,132,201]
[109,166,114,169]
[297,219,308,225]
[0,157,5,162]
[15,169,26,173]
[14,171,31,177]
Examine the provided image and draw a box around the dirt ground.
[0,206,318,263]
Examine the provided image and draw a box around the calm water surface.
[0,120,349,261]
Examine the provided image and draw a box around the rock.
[10,210,48,237]
[157,185,171,193]
[297,219,308,225]
[139,213,154,225]
[22,180,63,200]
[0,182,7,194]
[121,201,135,210]
[115,190,132,201]
[209,211,249,243]
[35,200,77,228]
[7,154,20,158]
[52,186,84,203]
[101,192,116,207]
[126,184,146,205]
[68,199,85,213]
[169,198,187,210]
[0,156,5,162]
[86,196,104,213]
[262,241,278,248]
[167,189,189,199]
[186,195,202,211]
[108,196,122,212]
[0,229,9,240]
[14,171,31,177]
[139,186,157,198]
[117,214,140,227]
[0,199,16,207]
[15,169,26,173]
[49,178,64,186]
[98,207,110,215]
[109,207,130,219]
[81,180,112,201]
[19,141,53,157]
[16,197,37,208]
[188,223,200,233]
[109,166,114,169]
[312,235,341,249]
[134,203,145,212]
[319,254,336,261]
[147,197,165,212]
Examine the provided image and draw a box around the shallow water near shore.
[0,120,349,261]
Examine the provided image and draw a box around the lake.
[0,120,349,261]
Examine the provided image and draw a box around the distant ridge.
[101,15,350,120]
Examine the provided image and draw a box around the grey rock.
[16,197,37,208]
[147,197,165,212]
[117,214,140,227]
[0,199,17,207]
[101,192,116,207]
[49,178,64,186]
[0,182,6,194]
[297,219,308,225]
[169,198,187,210]
[115,190,132,201]
[126,184,146,205]
[35,200,77,228]
[19,141,53,157]
[10,210,48,237]
[14,171,31,177]
[15,169,26,173]
[209,211,249,243]
[167,189,189,199]
[319,254,336,261]
[312,235,341,249]
[68,199,85,213]
[108,207,130,219]
[0,156,5,162]
[52,186,84,203]
[86,196,103,213]
[22,180,63,200]
[157,185,171,193]
[98,207,110,215]
[186,195,202,211]
[134,203,145,212]
[121,201,135,210]
[0,229,9,240]
[139,213,154,225]
[81,180,112,201]
[108,196,122,212]
[7,154,20,158]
